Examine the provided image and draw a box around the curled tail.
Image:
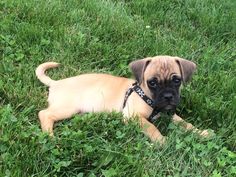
[35,62,60,86]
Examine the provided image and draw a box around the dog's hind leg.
[38,106,79,136]
[38,109,55,136]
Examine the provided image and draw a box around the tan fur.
[36,55,209,144]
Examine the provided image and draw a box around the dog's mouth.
[163,104,176,111]
[155,102,177,113]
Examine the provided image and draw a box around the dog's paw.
[154,136,166,146]
[199,129,215,139]
[160,136,167,145]
[200,129,209,137]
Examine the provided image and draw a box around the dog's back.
[35,62,134,112]
[47,73,134,113]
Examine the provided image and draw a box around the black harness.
[123,82,161,123]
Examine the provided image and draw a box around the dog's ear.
[129,58,151,83]
[175,57,197,83]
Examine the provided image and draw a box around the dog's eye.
[148,78,158,88]
[172,77,181,85]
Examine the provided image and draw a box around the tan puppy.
[36,56,209,144]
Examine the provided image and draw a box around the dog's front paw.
[199,129,215,139]
[200,129,209,137]
[152,136,166,146]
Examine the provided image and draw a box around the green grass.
[1,0,236,176]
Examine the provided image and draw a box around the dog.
[36,55,209,144]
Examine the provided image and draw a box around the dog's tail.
[35,62,60,87]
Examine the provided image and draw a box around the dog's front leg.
[139,116,166,144]
[172,114,209,137]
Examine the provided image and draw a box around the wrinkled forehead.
[145,58,181,81]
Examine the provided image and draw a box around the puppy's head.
[129,56,196,112]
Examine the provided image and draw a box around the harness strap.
[148,108,161,123]
[123,82,160,122]
[122,83,135,109]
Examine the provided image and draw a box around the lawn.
[0,0,236,176]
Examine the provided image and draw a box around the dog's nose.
[163,93,173,101]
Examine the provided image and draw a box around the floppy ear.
[175,57,197,83]
[129,58,151,83]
